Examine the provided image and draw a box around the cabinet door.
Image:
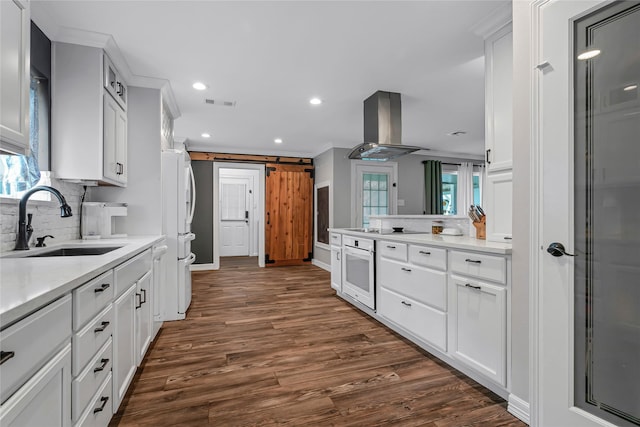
[485,23,513,173]
[330,247,342,291]
[484,171,513,242]
[0,0,30,154]
[0,344,71,427]
[135,270,152,366]
[103,95,127,185]
[112,283,137,413]
[450,276,506,386]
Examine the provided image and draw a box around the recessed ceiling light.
[274,138,283,144]
[201,133,210,138]
[577,49,601,60]
[309,97,322,105]
[623,84,637,91]
[192,82,207,90]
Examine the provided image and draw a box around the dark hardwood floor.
[110,259,525,426]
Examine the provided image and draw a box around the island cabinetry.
[448,249,507,386]
[330,233,342,292]
[52,43,127,186]
[377,241,447,352]
[0,295,72,427]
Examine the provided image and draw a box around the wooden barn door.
[265,164,314,266]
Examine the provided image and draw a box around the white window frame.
[350,161,398,228]
[314,180,331,251]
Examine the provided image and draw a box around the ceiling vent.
[205,99,236,107]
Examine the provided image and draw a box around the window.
[352,162,397,228]
[0,22,51,199]
[441,170,482,215]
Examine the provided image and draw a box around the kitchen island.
[329,227,513,401]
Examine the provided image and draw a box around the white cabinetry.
[377,242,448,352]
[448,250,508,386]
[330,232,342,291]
[484,23,513,242]
[0,0,30,155]
[135,271,153,365]
[112,283,136,412]
[52,43,127,186]
[0,295,72,426]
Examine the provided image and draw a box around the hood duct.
[348,90,422,161]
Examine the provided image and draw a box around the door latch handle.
[546,242,576,257]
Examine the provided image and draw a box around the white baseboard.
[190,263,216,271]
[312,259,331,272]
[508,394,530,425]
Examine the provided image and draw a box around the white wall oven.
[342,235,375,310]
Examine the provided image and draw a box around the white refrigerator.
[162,148,196,320]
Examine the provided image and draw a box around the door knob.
[546,242,576,257]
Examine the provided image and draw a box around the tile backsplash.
[1,178,85,253]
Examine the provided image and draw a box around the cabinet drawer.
[378,259,447,311]
[114,249,151,297]
[449,251,506,284]
[330,233,342,246]
[379,241,407,262]
[75,373,113,427]
[72,338,112,421]
[409,245,447,271]
[73,270,114,331]
[378,287,447,352]
[73,304,113,377]
[0,294,72,403]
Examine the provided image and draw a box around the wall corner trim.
[508,394,530,425]
[312,259,331,272]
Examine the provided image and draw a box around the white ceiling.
[31,1,510,159]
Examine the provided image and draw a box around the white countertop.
[0,236,164,328]
[329,228,512,255]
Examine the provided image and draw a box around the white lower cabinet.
[449,275,507,386]
[135,271,153,365]
[330,246,342,291]
[112,283,137,413]
[484,171,513,242]
[0,344,72,427]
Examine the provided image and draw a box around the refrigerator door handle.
[185,253,196,266]
[184,232,196,242]
[188,164,196,224]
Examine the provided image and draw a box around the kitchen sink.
[25,246,123,257]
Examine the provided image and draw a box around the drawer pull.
[94,283,110,293]
[0,351,15,365]
[465,283,482,290]
[504,236,513,240]
[401,267,412,272]
[401,301,412,307]
[386,245,396,249]
[135,293,142,309]
[93,358,110,373]
[465,259,482,264]
[93,396,109,414]
[141,288,147,304]
[94,321,110,333]
[418,250,431,255]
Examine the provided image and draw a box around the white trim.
[315,242,330,251]
[314,180,332,250]
[508,394,531,425]
[350,161,398,228]
[471,1,513,39]
[190,263,216,271]
[312,259,331,272]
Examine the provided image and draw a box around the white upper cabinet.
[484,23,513,173]
[0,0,30,155]
[52,43,127,186]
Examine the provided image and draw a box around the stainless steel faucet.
[14,186,73,250]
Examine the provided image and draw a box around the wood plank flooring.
[110,259,525,426]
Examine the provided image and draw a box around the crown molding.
[471,1,513,39]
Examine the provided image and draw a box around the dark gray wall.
[191,160,213,264]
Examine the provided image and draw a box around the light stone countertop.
[0,236,164,328]
[328,228,512,255]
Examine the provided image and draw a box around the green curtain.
[423,160,443,214]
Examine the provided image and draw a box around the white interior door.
[220,177,250,256]
[535,1,639,426]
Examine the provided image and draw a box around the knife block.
[472,217,486,240]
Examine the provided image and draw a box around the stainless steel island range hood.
[348,90,422,161]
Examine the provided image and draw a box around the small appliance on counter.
[82,202,128,239]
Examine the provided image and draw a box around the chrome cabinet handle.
[94,321,110,333]
[401,301,412,307]
[94,283,110,293]
[465,259,481,264]
[401,267,412,272]
[93,358,110,373]
[93,396,109,414]
[0,351,15,365]
[465,283,482,290]
[418,250,431,255]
